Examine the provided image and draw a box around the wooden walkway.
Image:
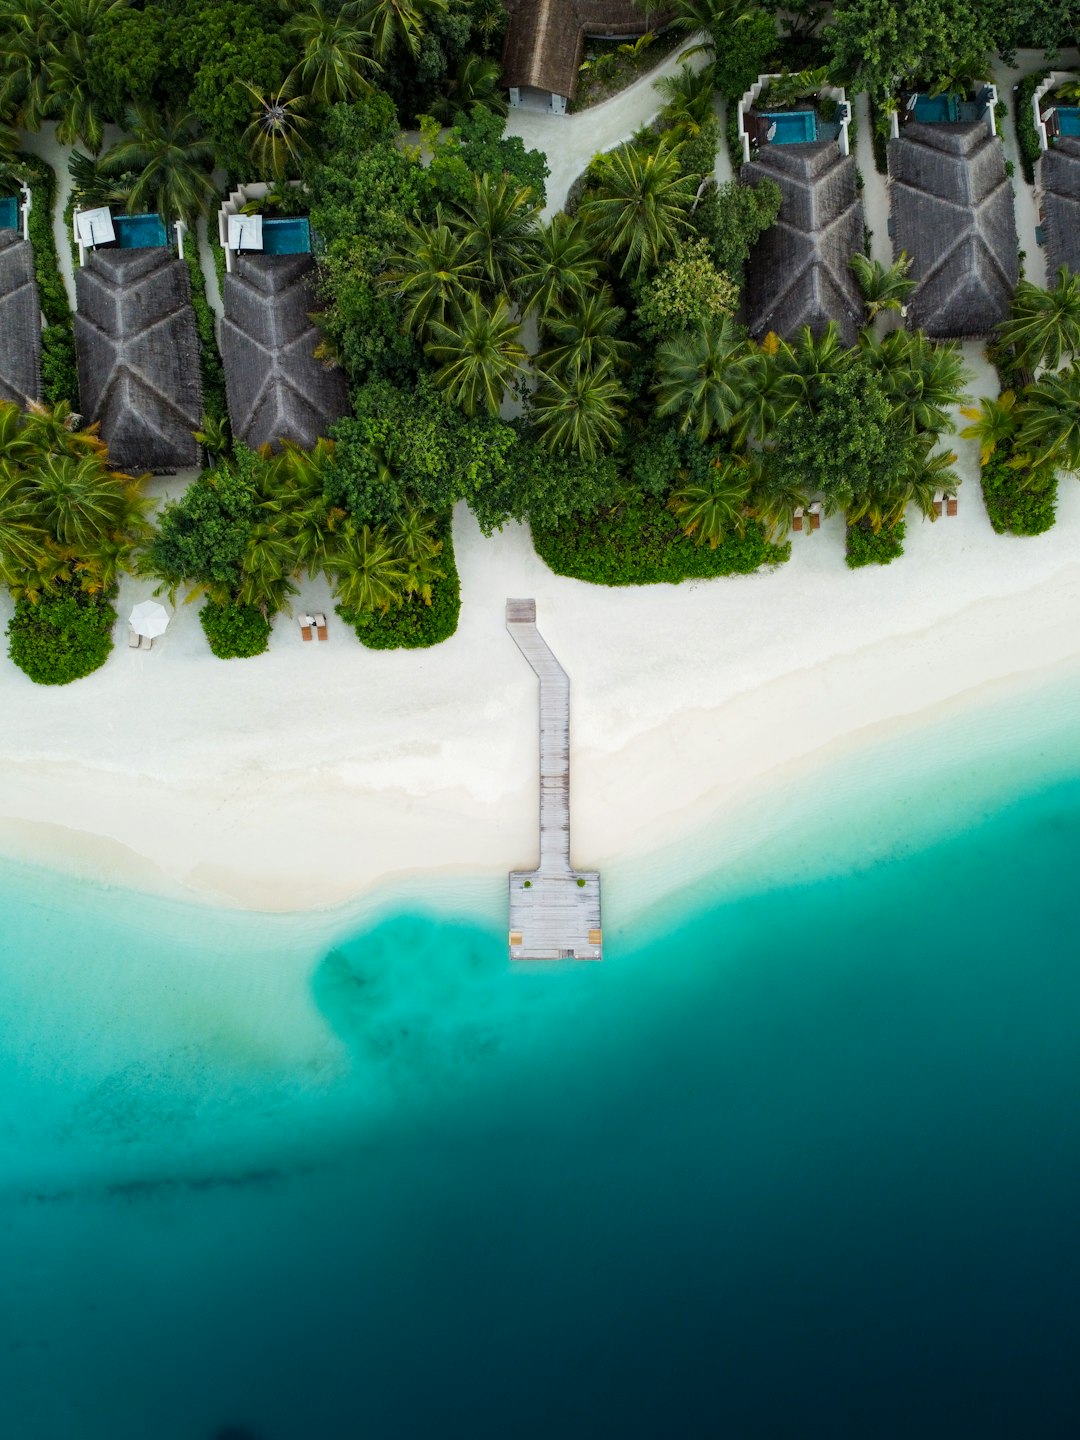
[506,599,601,961]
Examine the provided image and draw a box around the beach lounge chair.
[314,613,328,642]
[128,627,153,650]
[946,495,958,517]
[933,490,944,517]
[808,502,822,531]
[792,506,804,532]
[299,613,314,642]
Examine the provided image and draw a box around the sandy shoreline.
[3,343,1080,912]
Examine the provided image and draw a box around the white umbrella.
[129,600,170,638]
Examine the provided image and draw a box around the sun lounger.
[128,628,153,650]
[946,495,958,517]
[809,502,822,531]
[314,613,328,642]
[299,613,314,642]
[792,506,804,533]
[933,490,944,517]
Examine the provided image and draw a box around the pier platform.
[506,599,602,961]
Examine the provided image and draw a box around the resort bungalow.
[738,77,864,343]
[887,121,1018,338]
[1031,73,1080,275]
[0,183,41,407]
[218,187,347,451]
[501,0,669,115]
[72,207,202,471]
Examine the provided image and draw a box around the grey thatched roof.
[888,121,1018,337]
[0,228,41,407]
[501,0,670,100]
[743,142,865,345]
[220,254,348,452]
[74,247,202,472]
[1040,136,1080,278]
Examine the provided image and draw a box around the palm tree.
[194,413,231,463]
[99,107,217,221]
[748,466,808,539]
[358,0,448,62]
[578,136,696,278]
[770,322,851,408]
[866,329,969,434]
[995,267,1080,376]
[241,78,311,179]
[285,1,381,107]
[960,391,1018,464]
[849,439,958,531]
[850,251,916,321]
[452,173,540,297]
[538,288,634,378]
[392,505,443,604]
[654,62,716,136]
[731,345,797,446]
[530,361,627,460]
[431,55,508,124]
[326,521,407,614]
[654,316,749,439]
[668,451,755,548]
[517,214,600,323]
[1014,364,1080,473]
[425,295,527,416]
[382,212,482,336]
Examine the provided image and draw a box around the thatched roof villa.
[74,246,202,472]
[0,226,42,407]
[888,122,1018,337]
[742,142,865,345]
[220,253,348,452]
[502,0,670,114]
[1039,136,1080,277]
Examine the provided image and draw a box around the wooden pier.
[506,599,601,961]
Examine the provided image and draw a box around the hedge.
[1015,70,1050,185]
[532,494,789,585]
[7,588,115,684]
[845,520,905,568]
[5,153,79,408]
[183,245,229,429]
[199,599,272,658]
[340,516,461,649]
[980,446,1057,535]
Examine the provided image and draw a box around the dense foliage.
[341,516,460,647]
[7,586,115,685]
[846,520,906,568]
[199,598,273,658]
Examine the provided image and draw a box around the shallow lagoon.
[3,677,1080,1437]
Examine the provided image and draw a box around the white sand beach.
[3,339,1080,911]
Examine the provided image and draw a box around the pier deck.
[506,599,601,961]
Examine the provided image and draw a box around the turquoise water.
[262,217,311,255]
[763,109,817,144]
[114,213,168,249]
[1059,106,1080,138]
[0,194,18,230]
[4,680,1080,1435]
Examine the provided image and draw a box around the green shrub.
[7,588,115,685]
[532,494,789,585]
[980,448,1057,535]
[1015,70,1049,185]
[869,101,889,175]
[341,522,461,649]
[199,599,272,658]
[845,521,905,568]
[184,247,229,429]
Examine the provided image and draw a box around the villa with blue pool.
[1031,72,1080,277]
[72,205,202,471]
[217,184,347,452]
[0,180,41,408]
[736,73,865,345]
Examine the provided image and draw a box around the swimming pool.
[114,213,168,249]
[1058,106,1080,137]
[762,110,818,144]
[914,93,961,124]
[263,216,311,255]
[0,195,18,231]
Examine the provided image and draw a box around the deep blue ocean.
[3,684,1080,1438]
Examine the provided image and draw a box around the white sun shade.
[228,214,264,251]
[76,207,116,248]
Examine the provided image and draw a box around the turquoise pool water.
[114,213,168,249]
[262,216,310,255]
[914,93,962,124]
[0,194,18,230]
[1059,105,1080,137]
[763,110,817,143]
[4,674,1080,1436]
